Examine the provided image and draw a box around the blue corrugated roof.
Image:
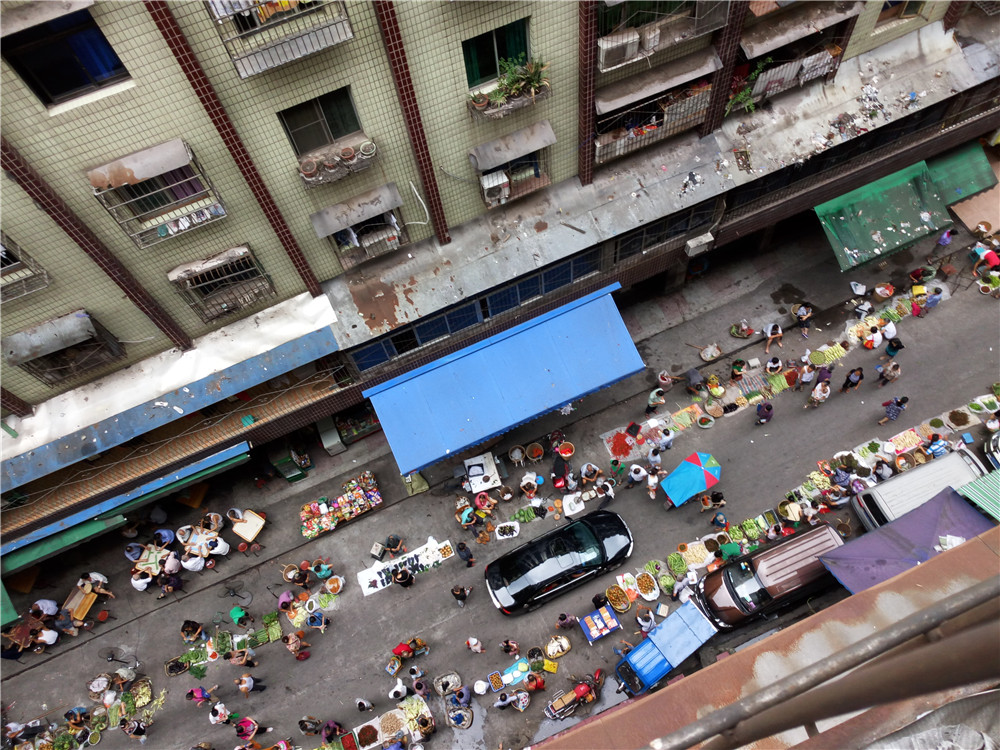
[364,284,644,475]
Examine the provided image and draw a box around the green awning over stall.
[927,142,998,206]
[958,471,1000,523]
[814,161,951,271]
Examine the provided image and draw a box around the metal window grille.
[595,83,711,164]
[0,231,50,302]
[481,149,553,208]
[328,211,410,271]
[206,0,354,79]
[596,1,727,71]
[93,158,226,249]
[172,250,275,323]
[613,199,717,263]
[18,318,124,387]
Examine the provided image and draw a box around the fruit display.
[635,572,659,600]
[679,542,707,567]
[495,522,519,539]
[511,506,537,523]
[807,471,831,490]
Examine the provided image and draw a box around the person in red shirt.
[972,249,999,277]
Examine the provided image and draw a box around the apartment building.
[1,1,998,591]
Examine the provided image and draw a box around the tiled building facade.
[1,1,998,552]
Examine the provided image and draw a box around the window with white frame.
[169,246,275,323]
[1,231,50,302]
[89,140,226,249]
[2,9,129,107]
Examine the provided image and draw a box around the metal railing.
[207,0,353,78]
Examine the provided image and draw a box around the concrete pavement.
[3,212,997,750]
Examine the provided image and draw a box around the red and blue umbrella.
[660,452,721,508]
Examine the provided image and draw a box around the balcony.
[209,0,354,79]
[297,133,377,188]
[596,85,712,164]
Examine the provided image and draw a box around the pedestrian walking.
[456,542,476,568]
[356,699,375,712]
[651,421,675,451]
[555,613,578,629]
[451,585,472,607]
[936,228,953,251]
[880,319,897,341]
[392,568,415,588]
[881,337,905,360]
[795,303,813,339]
[388,677,413,700]
[647,448,662,472]
[764,323,783,354]
[917,287,943,316]
[877,361,901,387]
[208,702,233,726]
[878,396,909,425]
[224,647,257,668]
[321,720,346,743]
[609,459,625,479]
[235,673,266,697]
[466,637,484,654]
[119,718,149,744]
[185,685,219,708]
[816,363,835,384]
[840,367,864,393]
[755,401,773,425]
[794,363,816,392]
[500,639,519,658]
[235,717,273,740]
[645,388,666,416]
[805,381,831,408]
[281,632,310,658]
[625,464,648,489]
[646,470,664,500]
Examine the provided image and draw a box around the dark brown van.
[694,523,843,629]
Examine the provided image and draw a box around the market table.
[230,509,266,542]
[3,614,44,650]
[134,544,169,575]
[465,452,501,493]
[580,605,622,645]
[357,537,455,596]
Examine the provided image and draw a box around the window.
[2,10,128,106]
[2,312,124,387]
[878,1,925,23]
[598,1,691,36]
[1,232,50,302]
[90,141,226,248]
[170,247,275,323]
[279,88,362,157]
[462,18,529,88]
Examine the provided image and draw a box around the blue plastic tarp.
[363,284,644,475]
[820,487,995,594]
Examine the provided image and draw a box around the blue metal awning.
[363,284,644,475]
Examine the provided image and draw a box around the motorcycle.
[543,669,605,720]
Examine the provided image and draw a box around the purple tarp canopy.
[819,487,995,594]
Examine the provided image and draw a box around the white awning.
[740,1,862,59]
[86,139,192,190]
[2,310,96,366]
[595,47,721,115]
[469,120,557,172]
[167,247,250,282]
[310,183,403,239]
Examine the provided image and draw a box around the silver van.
[851,448,987,531]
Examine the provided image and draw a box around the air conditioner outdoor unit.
[480,171,510,208]
[640,22,660,51]
[360,227,400,258]
[597,29,640,71]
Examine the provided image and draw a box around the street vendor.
[579,461,604,486]
[416,715,436,741]
[730,358,746,383]
[685,368,706,396]
[455,499,478,532]
[551,453,575,491]
[474,493,497,514]
[519,473,538,500]
[385,535,406,557]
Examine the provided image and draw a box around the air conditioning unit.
[480,171,510,208]
[597,29,640,71]
[360,227,400,258]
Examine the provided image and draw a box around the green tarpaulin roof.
[958,471,1000,523]
[814,161,951,271]
[927,142,998,206]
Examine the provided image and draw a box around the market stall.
[334,695,433,750]
[300,471,382,539]
[357,537,454,596]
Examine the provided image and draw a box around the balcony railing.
[595,86,711,165]
[208,0,354,79]
[297,133,376,188]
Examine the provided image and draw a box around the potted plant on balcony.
[469,91,489,110]
[519,58,550,103]
[487,87,508,109]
